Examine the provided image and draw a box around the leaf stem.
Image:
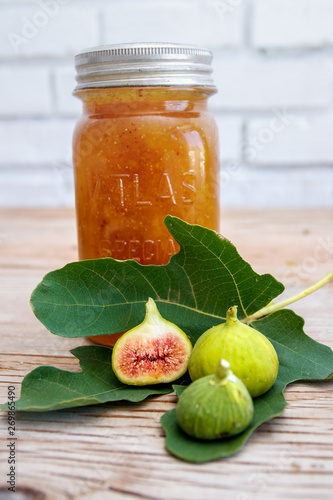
[244,270,333,324]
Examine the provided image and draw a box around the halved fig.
[111,298,192,385]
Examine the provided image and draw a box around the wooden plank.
[0,208,332,500]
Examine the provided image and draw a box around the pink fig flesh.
[112,298,192,385]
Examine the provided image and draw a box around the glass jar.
[73,43,220,345]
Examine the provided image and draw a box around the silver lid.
[74,42,216,90]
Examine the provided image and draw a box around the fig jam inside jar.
[73,43,220,346]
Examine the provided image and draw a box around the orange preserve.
[73,43,220,345]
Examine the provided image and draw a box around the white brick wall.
[0,0,332,208]
[215,116,243,161]
[0,66,52,117]
[220,166,333,208]
[245,113,333,165]
[101,0,245,48]
[0,166,74,207]
[0,4,100,58]
[0,120,75,165]
[212,54,333,110]
[253,0,333,48]
[54,66,81,116]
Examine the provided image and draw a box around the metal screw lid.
[74,42,216,90]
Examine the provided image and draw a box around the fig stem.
[145,297,162,325]
[215,358,230,381]
[226,306,238,322]
[244,270,333,324]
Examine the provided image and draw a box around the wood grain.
[0,208,332,500]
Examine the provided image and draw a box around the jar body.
[73,87,220,264]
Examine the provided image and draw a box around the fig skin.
[112,298,192,385]
[188,306,279,398]
[176,359,254,440]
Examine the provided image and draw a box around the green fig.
[112,298,192,385]
[188,306,279,397]
[176,358,254,440]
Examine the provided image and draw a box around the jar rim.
[74,42,216,91]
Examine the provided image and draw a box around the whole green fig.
[176,358,254,440]
[188,305,279,397]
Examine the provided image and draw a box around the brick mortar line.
[244,0,254,46]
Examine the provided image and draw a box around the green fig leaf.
[254,310,333,382]
[1,346,175,412]
[30,215,284,342]
[2,216,332,464]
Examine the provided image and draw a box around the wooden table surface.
[0,208,332,500]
